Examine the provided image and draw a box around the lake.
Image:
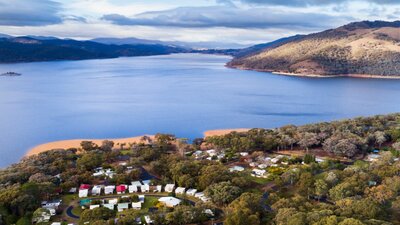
[1,53,400,167]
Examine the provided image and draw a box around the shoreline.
[25,135,154,157]
[203,128,251,137]
[228,65,400,79]
[25,128,252,157]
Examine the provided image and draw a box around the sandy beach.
[25,128,252,157]
[203,128,251,137]
[273,72,400,79]
[26,135,154,157]
[229,65,400,79]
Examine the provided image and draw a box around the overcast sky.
[0,0,399,46]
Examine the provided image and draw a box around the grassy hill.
[228,21,400,77]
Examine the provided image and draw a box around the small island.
[0,72,21,77]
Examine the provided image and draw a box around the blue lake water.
[1,53,400,167]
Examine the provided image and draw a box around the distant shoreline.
[25,128,251,157]
[228,65,400,79]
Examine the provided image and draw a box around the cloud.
[238,0,400,7]
[64,15,87,23]
[216,0,237,7]
[101,6,351,29]
[0,0,62,26]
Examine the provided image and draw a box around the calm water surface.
[1,53,400,167]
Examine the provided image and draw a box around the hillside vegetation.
[1,114,400,224]
[229,21,400,77]
[0,37,186,63]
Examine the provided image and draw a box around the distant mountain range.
[0,34,253,63]
[3,20,400,75]
[91,37,248,50]
[0,35,187,63]
[228,21,400,77]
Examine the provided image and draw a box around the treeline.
[205,114,400,158]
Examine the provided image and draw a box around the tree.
[274,207,309,225]
[392,142,400,151]
[176,138,189,157]
[313,216,338,225]
[303,154,315,164]
[374,131,387,148]
[80,141,98,151]
[165,205,208,225]
[287,212,307,225]
[225,208,260,225]
[205,182,242,206]
[365,185,395,204]
[117,209,142,225]
[16,217,30,225]
[28,173,53,183]
[192,138,204,149]
[91,221,109,225]
[77,153,103,170]
[325,171,339,185]
[79,207,116,225]
[198,164,232,190]
[389,128,400,142]
[338,218,365,225]
[335,198,381,220]
[299,132,319,151]
[155,133,176,151]
[323,133,365,158]
[100,140,114,152]
[225,193,263,225]
[329,182,355,201]
[315,179,329,201]
[297,172,314,198]
[169,160,201,187]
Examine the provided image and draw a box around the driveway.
[66,206,80,219]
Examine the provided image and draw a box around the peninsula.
[228,21,400,78]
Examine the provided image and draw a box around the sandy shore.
[26,135,154,157]
[274,72,400,79]
[229,65,400,79]
[26,128,252,157]
[203,128,251,137]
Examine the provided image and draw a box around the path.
[66,206,80,219]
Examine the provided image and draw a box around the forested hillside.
[0,37,186,63]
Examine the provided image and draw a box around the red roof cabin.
[80,184,90,190]
[116,185,127,194]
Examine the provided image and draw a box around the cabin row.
[78,183,211,202]
[78,180,157,198]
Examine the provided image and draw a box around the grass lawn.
[62,194,76,205]
[249,176,271,185]
[142,196,158,210]
[72,206,83,216]
[120,149,132,155]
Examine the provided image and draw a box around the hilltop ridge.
[228,20,400,77]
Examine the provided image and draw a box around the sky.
[0,0,399,47]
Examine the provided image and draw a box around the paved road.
[66,206,80,219]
